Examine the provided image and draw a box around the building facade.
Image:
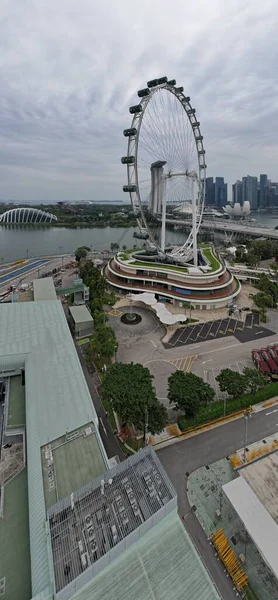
[232,180,243,206]
[242,175,258,210]
[214,177,228,208]
[259,174,268,209]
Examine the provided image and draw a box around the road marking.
[255,331,264,335]
[150,340,157,348]
[100,417,107,435]
[202,359,212,364]
[189,345,200,349]
[266,409,278,415]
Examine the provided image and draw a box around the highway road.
[165,217,278,239]
[157,406,278,600]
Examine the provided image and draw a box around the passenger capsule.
[147,78,158,88]
[133,231,149,240]
[123,128,137,137]
[175,86,184,93]
[195,135,203,141]
[200,164,207,169]
[121,156,135,165]
[168,79,176,86]
[198,149,206,155]
[192,121,200,128]
[137,88,150,98]
[157,76,168,84]
[129,105,142,114]
[184,96,190,102]
[187,109,196,115]
[123,185,137,192]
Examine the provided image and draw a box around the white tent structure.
[128,292,187,326]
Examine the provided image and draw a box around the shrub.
[178,382,278,431]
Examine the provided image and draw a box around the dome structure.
[0,207,57,224]
[224,201,250,218]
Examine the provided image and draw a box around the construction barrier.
[211,528,248,591]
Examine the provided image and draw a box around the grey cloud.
[0,0,278,201]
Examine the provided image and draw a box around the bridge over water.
[165,218,278,240]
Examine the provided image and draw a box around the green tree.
[252,292,272,310]
[89,325,117,359]
[75,246,90,262]
[122,244,127,251]
[216,368,247,398]
[242,366,267,393]
[93,310,108,328]
[168,371,215,417]
[103,363,167,435]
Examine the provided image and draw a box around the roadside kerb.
[151,408,252,451]
[152,395,278,451]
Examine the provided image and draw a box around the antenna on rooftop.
[70,492,74,510]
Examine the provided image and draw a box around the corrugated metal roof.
[223,476,278,578]
[69,510,221,600]
[0,301,108,598]
[69,305,93,324]
[33,278,57,301]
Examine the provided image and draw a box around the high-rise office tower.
[215,177,228,207]
[205,177,215,206]
[232,180,243,205]
[242,175,258,210]
[259,174,268,208]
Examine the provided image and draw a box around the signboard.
[74,279,83,286]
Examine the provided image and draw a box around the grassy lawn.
[201,247,221,271]
[8,375,25,427]
[0,469,31,600]
[129,260,188,273]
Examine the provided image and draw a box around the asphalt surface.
[165,314,275,348]
[157,407,278,600]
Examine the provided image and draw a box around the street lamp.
[243,410,251,463]
[26,249,29,260]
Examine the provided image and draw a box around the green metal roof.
[69,305,93,324]
[70,510,221,600]
[33,278,57,301]
[0,300,108,599]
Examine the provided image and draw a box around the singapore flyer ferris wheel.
[121,76,206,265]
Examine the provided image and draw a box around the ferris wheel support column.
[191,176,198,267]
[161,187,167,253]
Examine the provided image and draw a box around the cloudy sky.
[1,0,277,203]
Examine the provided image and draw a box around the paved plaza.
[109,303,278,404]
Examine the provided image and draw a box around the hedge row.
[177,382,278,432]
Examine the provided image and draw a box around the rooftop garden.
[200,245,221,272]
[126,259,188,273]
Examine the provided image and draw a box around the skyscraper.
[242,175,258,210]
[259,174,268,209]
[232,180,243,205]
[205,177,215,206]
[215,177,228,207]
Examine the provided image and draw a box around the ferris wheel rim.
[125,82,206,257]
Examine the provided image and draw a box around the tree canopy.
[242,366,268,394]
[89,325,117,359]
[75,246,90,262]
[216,368,247,398]
[168,371,215,417]
[103,362,167,435]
